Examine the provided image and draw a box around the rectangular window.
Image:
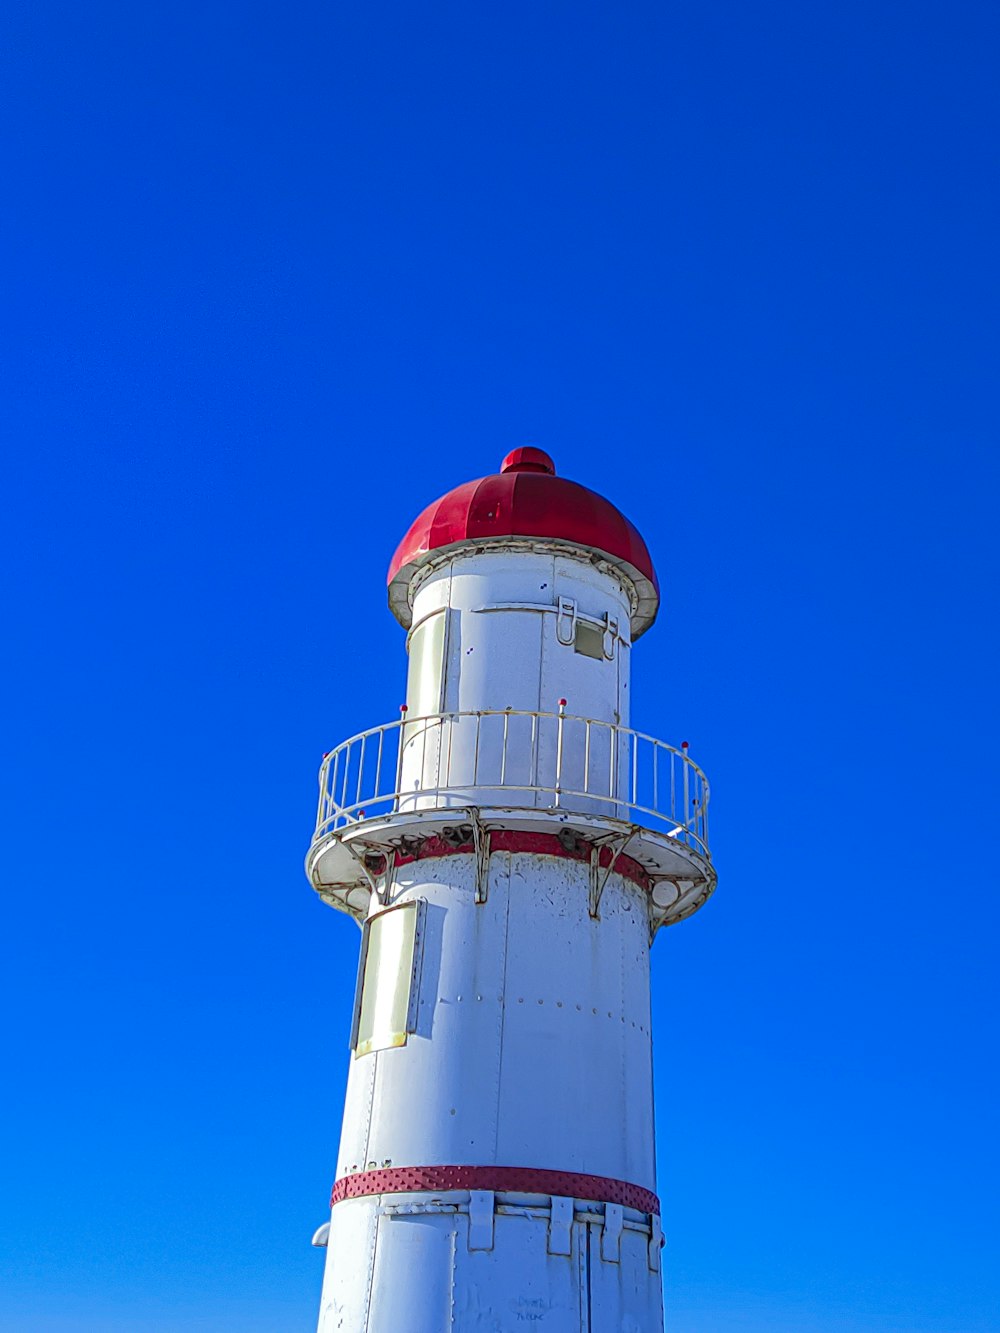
[351,901,421,1058]
[574,620,605,660]
[406,612,447,717]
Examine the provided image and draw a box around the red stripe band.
[330,1165,659,1215]
[390,830,652,892]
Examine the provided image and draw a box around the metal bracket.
[648,1213,663,1272]
[601,1203,623,1262]
[468,1190,495,1250]
[548,1195,574,1255]
[603,613,619,660]
[556,596,577,645]
[588,827,639,919]
[343,840,394,905]
[467,808,491,904]
[376,848,397,906]
[472,601,628,651]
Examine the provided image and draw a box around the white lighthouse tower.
[306,447,715,1331]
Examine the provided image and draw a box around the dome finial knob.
[500,447,556,476]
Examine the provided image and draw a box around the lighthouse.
[306,448,716,1330]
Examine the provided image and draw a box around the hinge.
[468,1190,495,1250]
[600,1203,623,1262]
[548,1195,573,1255]
[648,1213,663,1271]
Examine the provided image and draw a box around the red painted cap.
[499,446,556,475]
[387,451,659,636]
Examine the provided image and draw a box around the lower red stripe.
[330,1164,659,1214]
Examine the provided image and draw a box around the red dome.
[387,452,659,636]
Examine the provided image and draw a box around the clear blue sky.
[2,2,998,1330]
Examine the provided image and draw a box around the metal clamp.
[603,614,619,660]
[556,597,577,645]
[601,1202,623,1262]
[548,1195,574,1255]
[648,1213,663,1271]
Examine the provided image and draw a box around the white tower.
[307,448,715,1331]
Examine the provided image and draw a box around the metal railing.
[313,710,711,858]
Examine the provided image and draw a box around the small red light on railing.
[400,704,408,713]
[558,698,567,707]
[681,741,689,750]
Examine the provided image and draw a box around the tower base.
[317,1188,663,1332]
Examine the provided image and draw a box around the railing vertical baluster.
[500,711,509,787]
[631,733,638,809]
[701,780,709,848]
[555,701,566,805]
[474,712,482,788]
[652,741,659,817]
[584,721,591,794]
[433,715,443,803]
[683,748,690,838]
[329,751,340,828]
[373,728,384,805]
[317,758,328,831]
[446,711,455,789]
[340,742,351,813]
[670,750,676,823]
[608,721,615,802]
[394,707,408,813]
[530,712,539,804]
[355,734,366,809]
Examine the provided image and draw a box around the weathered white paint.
[314,544,671,1330]
[318,1198,662,1333]
[407,546,633,724]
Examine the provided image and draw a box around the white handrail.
[312,710,711,858]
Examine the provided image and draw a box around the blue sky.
[2,2,998,1330]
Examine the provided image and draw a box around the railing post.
[340,741,351,813]
[393,706,408,813]
[318,754,330,832]
[555,699,567,805]
[681,741,690,839]
[500,709,510,787]
[701,778,709,849]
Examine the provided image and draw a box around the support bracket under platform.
[468,808,492,904]
[588,827,639,919]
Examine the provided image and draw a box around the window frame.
[349,899,425,1058]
